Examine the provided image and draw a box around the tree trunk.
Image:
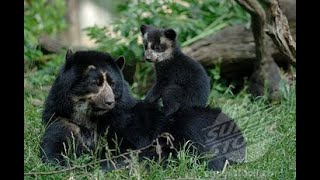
[183,0,295,80]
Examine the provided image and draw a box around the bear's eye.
[151,44,156,50]
[154,46,160,51]
[90,80,98,86]
[160,44,166,50]
[106,74,115,88]
[110,81,115,88]
[78,98,86,102]
[152,44,164,52]
[108,79,115,88]
[90,79,102,87]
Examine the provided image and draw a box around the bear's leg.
[40,139,68,166]
[100,156,128,172]
[145,83,162,103]
[40,120,84,166]
[40,127,71,166]
[162,85,183,116]
[207,156,227,171]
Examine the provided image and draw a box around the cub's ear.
[164,28,176,40]
[140,24,149,35]
[115,56,125,70]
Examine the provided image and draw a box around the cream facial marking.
[72,70,115,121]
[84,65,96,74]
[143,32,148,41]
[72,100,94,128]
[101,70,106,84]
[159,37,173,60]
[88,65,96,70]
[148,42,152,49]
[143,33,173,62]
[90,71,114,103]
[61,118,98,150]
[150,37,173,62]
[160,37,172,48]
[72,71,110,102]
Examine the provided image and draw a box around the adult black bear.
[40,49,125,165]
[140,24,211,116]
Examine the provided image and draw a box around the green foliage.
[206,62,239,107]
[85,0,249,63]
[208,64,226,92]
[131,62,156,98]
[85,0,250,95]
[24,0,67,70]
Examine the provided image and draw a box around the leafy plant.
[207,64,230,104]
[85,0,250,95]
[86,0,249,62]
[24,0,67,70]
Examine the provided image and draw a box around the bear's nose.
[105,101,114,106]
[145,58,153,62]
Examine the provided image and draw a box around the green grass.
[24,66,296,179]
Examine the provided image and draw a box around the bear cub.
[140,24,211,116]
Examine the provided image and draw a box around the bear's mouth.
[144,56,155,63]
[145,58,153,62]
[92,106,112,114]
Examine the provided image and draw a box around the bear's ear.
[140,24,149,35]
[66,48,74,61]
[64,48,74,70]
[164,28,176,41]
[115,56,125,70]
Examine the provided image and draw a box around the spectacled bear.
[140,24,211,116]
[40,49,125,166]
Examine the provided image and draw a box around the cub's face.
[65,50,125,116]
[140,24,177,63]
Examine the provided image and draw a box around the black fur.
[168,107,246,170]
[40,118,96,166]
[98,82,168,171]
[40,50,124,165]
[102,80,246,171]
[42,51,125,124]
[140,24,211,116]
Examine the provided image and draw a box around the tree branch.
[263,0,296,66]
